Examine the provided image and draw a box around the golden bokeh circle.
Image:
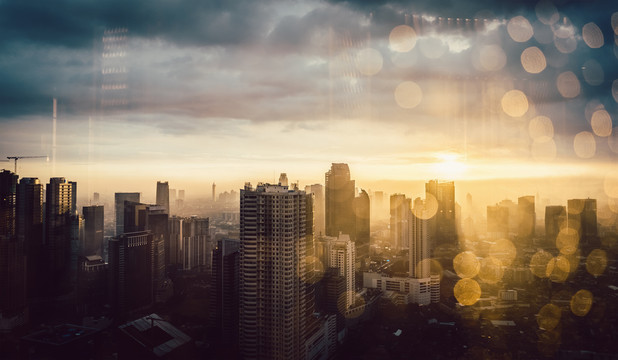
[394,81,423,109]
[528,115,554,142]
[521,46,547,74]
[537,303,562,330]
[582,22,604,49]
[591,109,613,137]
[547,255,571,283]
[530,250,554,278]
[453,251,480,279]
[389,25,417,53]
[570,289,593,317]
[489,238,517,267]
[556,227,579,255]
[586,249,608,277]
[556,71,580,99]
[355,48,383,76]
[412,192,438,220]
[479,45,506,71]
[416,258,443,281]
[454,278,482,306]
[573,131,596,159]
[478,256,504,284]
[604,171,618,198]
[501,90,529,117]
[508,16,534,42]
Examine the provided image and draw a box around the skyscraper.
[211,238,240,346]
[239,183,312,360]
[156,181,170,214]
[545,205,566,248]
[567,198,598,248]
[278,173,288,187]
[82,205,104,256]
[425,180,456,246]
[354,189,370,259]
[410,197,433,279]
[390,194,410,251]
[115,192,140,236]
[325,234,355,309]
[16,178,44,299]
[168,216,210,271]
[325,163,355,240]
[108,230,154,315]
[305,184,325,237]
[45,177,77,296]
[0,170,27,328]
[517,196,535,246]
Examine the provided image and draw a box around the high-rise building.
[156,181,170,214]
[487,204,509,238]
[517,196,535,246]
[305,184,325,237]
[211,238,240,346]
[410,198,432,279]
[169,216,210,271]
[567,198,598,248]
[0,170,27,328]
[115,192,140,236]
[108,230,154,315]
[16,178,44,298]
[82,205,104,257]
[325,234,356,309]
[545,205,566,248]
[354,189,370,259]
[425,180,456,246]
[45,177,77,296]
[390,194,410,251]
[239,183,312,360]
[92,192,100,204]
[123,202,170,302]
[278,173,288,187]
[325,163,356,240]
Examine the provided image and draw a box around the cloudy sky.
[1,0,617,204]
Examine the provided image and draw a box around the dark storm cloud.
[0,0,274,49]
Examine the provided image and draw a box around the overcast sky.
[0,0,617,204]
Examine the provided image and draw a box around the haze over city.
[1,0,618,359]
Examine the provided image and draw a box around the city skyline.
[0,1,616,203]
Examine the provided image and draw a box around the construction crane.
[7,156,48,173]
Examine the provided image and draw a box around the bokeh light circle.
[489,238,517,267]
[582,22,604,49]
[501,90,529,117]
[529,115,554,142]
[478,256,504,284]
[537,303,562,330]
[591,109,612,137]
[453,251,480,279]
[547,255,571,282]
[394,81,423,109]
[508,16,534,42]
[389,25,417,53]
[604,171,618,198]
[479,45,506,71]
[582,59,604,86]
[556,71,580,98]
[356,48,383,76]
[570,290,593,317]
[556,227,579,255]
[521,46,547,74]
[536,1,559,25]
[412,192,438,220]
[530,249,554,278]
[454,278,482,306]
[586,249,608,277]
[573,131,596,159]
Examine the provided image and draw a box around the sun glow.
[432,153,467,180]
